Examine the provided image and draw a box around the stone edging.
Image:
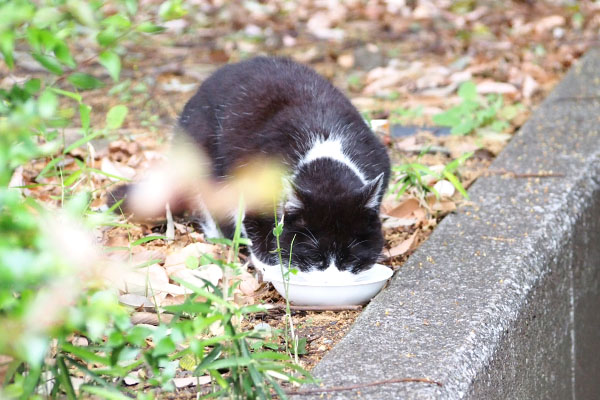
[299,49,600,399]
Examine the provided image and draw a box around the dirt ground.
[6,0,599,395]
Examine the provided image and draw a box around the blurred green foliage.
[433,81,523,135]
[0,1,309,398]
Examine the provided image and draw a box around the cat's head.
[276,173,385,274]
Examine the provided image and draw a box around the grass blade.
[35,155,65,182]
[63,131,103,155]
[265,375,288,399]
[61,343,111,366]
[171,277,235,310]
[56,356,77,400]
[86,167,132,182]
[205,356,253,370]
[443,170,469,199]
[80,385,130,400]
[131,235,167,246]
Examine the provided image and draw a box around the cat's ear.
[281,177,302,213]
[362,173,385,210]
[284,188,303,213]
[283,181,308,214]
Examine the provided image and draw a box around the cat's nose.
[326,259,340,272]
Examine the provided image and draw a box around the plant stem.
[272,206,300,363]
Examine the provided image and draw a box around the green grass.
[0,1,312,398]
[433,81,523,136]
[389,151,473,200]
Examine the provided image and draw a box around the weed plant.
[271,211,302,363]
[433,81,522,135]
[389,151,473,200]
[1,1,311,398]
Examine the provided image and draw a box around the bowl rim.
[267,264,393,287]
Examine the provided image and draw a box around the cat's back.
[182,57,337,117]
[180,57,386,181]
[180,57,357,170]
[204,57,335,102]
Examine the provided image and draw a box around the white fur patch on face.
[254,250,357,283]
[251,253,281,281]
[294,261,357,283]
[299,137,367,184]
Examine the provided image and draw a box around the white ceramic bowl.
[267,264,393,306]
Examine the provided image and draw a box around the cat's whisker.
[349,239,369,249]
[288,230,319,247]
[304,228,319,246]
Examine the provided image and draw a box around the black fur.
[179,56,390,273]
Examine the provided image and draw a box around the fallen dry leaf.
[394,136,419,152]
[173,376,211,389]
[237,271,260,296]
[522,75,540,99]
[412,1,440,19]
[306,6,346,41]
[412,207,428,223]
[386,231,418,258]
[0,355,13,384]
[163,242,221,273]
[168,264,223,291]
[8,166,24,189]
[160,294,188,306]
[112,264,184,299]
[109,139,140,156]
[534,15,566,34]
[476,81,518,95]
[119,293,155,309]
[131,249,166,265]
[100,158,137,182]
[124,376,140,386]
[131,312,173,325]
[382,217,418,229]
[337,53,354,69]
[71,336,88,347]
[363,64,421,95]
[419,83,458,98]
[160,77,197,93]
[385,198,420,219]
[431,200,457,213]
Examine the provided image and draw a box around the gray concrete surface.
[298,49,600,399]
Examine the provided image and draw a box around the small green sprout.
[389,151,473,200]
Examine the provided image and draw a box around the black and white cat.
[179,57,390,278]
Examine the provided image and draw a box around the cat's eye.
[286,214,306,227]
[294,215,307,226]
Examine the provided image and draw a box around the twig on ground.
[286,377,442,396]
[165,203,175,242]
[264,304,363,312]
[485,169,565,178]
[305,334,322,344]
[131,312,173,325]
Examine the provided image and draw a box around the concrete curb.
[300,49,600,399]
